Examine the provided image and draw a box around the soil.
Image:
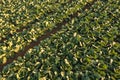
[0,0,97,72]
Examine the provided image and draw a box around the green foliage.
[0,0,120,80]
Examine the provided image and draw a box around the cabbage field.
[0,0,120,79]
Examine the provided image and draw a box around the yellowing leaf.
[3,57,7,64]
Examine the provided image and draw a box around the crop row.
[0,0,72,27]
[0,0,96,69]
[0,0,119,79]
[0,0,72,42]
[0,0,71,41]
[0,0,88,64]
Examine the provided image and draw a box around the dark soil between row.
[0,0,97,72]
